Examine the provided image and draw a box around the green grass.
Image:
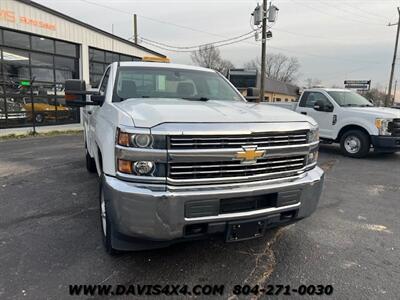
[0,129,83,140]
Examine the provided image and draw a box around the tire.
[99,178,119,255]
[85,149,97,173]
[35,113,44,123]
[340,130,370,158]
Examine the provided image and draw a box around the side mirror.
[313,100,333,112]
[65,80,87,107]
[90,94,105,105]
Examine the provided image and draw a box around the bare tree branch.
[191,44,235,76]
[244,53,300,83]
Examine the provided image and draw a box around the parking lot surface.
[0,134,399,299]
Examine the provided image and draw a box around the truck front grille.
[169,156,306,180]
[391,119,400,136]
[169,131,308,149]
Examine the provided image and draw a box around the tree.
[305,78,322,88]
[364,88,386,106]
[243,53,300,83]
[191,44,234,76]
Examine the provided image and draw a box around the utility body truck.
[291,88,400,158]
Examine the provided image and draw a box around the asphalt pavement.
[0,134,399,299]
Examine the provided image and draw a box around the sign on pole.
[344,80,371,92]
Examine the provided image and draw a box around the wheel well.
[97,147,103,175]
[336,125,370,142]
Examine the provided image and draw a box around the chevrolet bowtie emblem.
[235,147,265,163]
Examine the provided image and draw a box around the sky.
[36,0,399,90]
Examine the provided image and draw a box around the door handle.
[300,112,307,115]
[88,111,92,115]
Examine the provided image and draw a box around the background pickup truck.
[268,88,400,158]
[64,62,324,254]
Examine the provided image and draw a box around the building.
[0,0,166,129]
[228,69,300,102]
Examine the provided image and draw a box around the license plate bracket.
[226,218,267,242]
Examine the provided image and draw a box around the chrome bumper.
[103,166,324,243]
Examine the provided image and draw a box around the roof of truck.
[118,62,215,72]
[304,88,350,92]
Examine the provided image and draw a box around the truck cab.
[65,62,324,254]
[296,88,400,157]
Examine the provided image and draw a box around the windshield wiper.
[180,97,210,101]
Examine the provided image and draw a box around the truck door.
[87,67,110,154]
[297,91,336,139]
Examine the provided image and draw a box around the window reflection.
[0,30,80,127]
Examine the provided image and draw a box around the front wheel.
[340,130,370,158]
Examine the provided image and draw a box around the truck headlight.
[132,134,153,148]
[117,129,166,148]
[375,118,392,136]
[117,159,156,176]
[307,127,319,143]
[307,150,319,165]
[133,161,154,175]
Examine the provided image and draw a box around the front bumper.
[103,167,324,250]
[371,135,400,152]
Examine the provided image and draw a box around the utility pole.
[258,0,267,103]
[393,80,397,104]
[386,7,400,107]
[133,14,138,44]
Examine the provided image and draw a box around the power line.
[138,30,257,50]
[288,0,386,27]
[316,1,388,23]
[140,34,258,53]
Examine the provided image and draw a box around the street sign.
[344,80,371,91]
[19,80,30,87]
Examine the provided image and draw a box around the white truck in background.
[270,88,400,158]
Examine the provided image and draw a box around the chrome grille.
[391,119,400,137]
[169,156,307,180]
[169,130,308,149]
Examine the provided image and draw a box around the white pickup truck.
[64,62,324,254]
[271,88,400,158]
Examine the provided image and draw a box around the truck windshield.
[327,91,374,107]
[113,67,243,102]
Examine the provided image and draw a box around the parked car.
[267,88,400,157]
[23,99,70,123]
[64,62,324,254]
[0,99,27,121]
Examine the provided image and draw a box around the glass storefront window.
[31,36,54,53]
[31,68,55,82]
[31,82,56,96]
[90,48,105,62]
[56,70,74,82]
[105,52,119,63]
[0,30,80,128]
[89,46,140,87]
[2,48,30,65]
[54,56,76,71]
[31,52,53,67]
[55,41,77,57]
[3,30,30,49]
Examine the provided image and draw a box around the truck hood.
[114,98,315,128]
[345,106,400,119]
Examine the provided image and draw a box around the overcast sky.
[37,0,399,89]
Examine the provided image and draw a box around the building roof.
[263,77,299,97]
[228,69,300,96]
[16,0,166,58]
